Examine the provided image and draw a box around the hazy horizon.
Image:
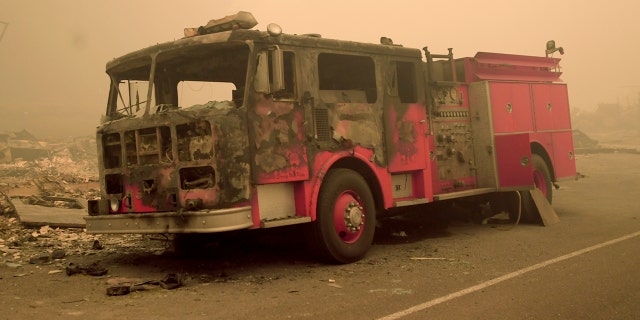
[1,0,638,139]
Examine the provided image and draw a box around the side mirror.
[253,46,285,94]
[254,51,270,93]
[270,46,284,92]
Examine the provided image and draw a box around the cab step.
[261,216,312,228]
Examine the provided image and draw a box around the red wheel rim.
[332,190,365,244]
[533,169,548,197]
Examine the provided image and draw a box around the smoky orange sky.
[0,0,638,139]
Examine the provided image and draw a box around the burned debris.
[0,133,99,229]
[0,130,48,164]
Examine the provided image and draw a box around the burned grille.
[177,121,213,161]
[314,108,330,141]
[124,126,172,165]
[102,121,214,170]
[101,126,171,168]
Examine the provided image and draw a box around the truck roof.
[106,28,422,73]
[106,11,563,84]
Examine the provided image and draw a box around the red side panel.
[252,98,309,184]
[494,134,534,188]
[532,84,571,131]
[388,103,428,172]
[551,131,577,179]
[489,82,534,133]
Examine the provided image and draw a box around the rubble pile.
[0,135,99,200]
[42,135,98,184]
[0,134,167,274]
[0,191,17,217]
[0,134,190,297]
[0,215,165,269]
[1,216,95,262]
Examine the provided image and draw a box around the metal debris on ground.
[106,273,184,296]
[392,231,408,237]
[92,239,103,250]
[65,261,108,276]
[159,273,183,289]
[482,211,512,225]
[24,195,84,209]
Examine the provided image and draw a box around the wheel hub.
[344,201,364,232]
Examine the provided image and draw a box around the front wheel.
[310,168,376,264]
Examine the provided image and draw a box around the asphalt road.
[375,152,640,320]
[1,152,639,319]
[171,152,640,319]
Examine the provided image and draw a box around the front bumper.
[84,206,253,234]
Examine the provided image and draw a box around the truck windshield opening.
[107,44,250,118]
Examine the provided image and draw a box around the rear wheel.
[520,153,553,223]
[532,153,553,203]
[310,168,376,264]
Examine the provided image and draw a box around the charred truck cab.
[86,12,577,263]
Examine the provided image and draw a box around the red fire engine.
[86,12,577,263]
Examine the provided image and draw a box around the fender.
[528,133,555,179]
[305,146,391,221]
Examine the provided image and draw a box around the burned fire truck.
[86,12,577,263]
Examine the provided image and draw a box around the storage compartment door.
[532,84,572,131]
[551,131,577,179]
[489,82,534,133]
[494,133,534,189]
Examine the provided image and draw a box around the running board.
[261,216,312,228]
[434,188,496,201]
[394,198,430,207]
